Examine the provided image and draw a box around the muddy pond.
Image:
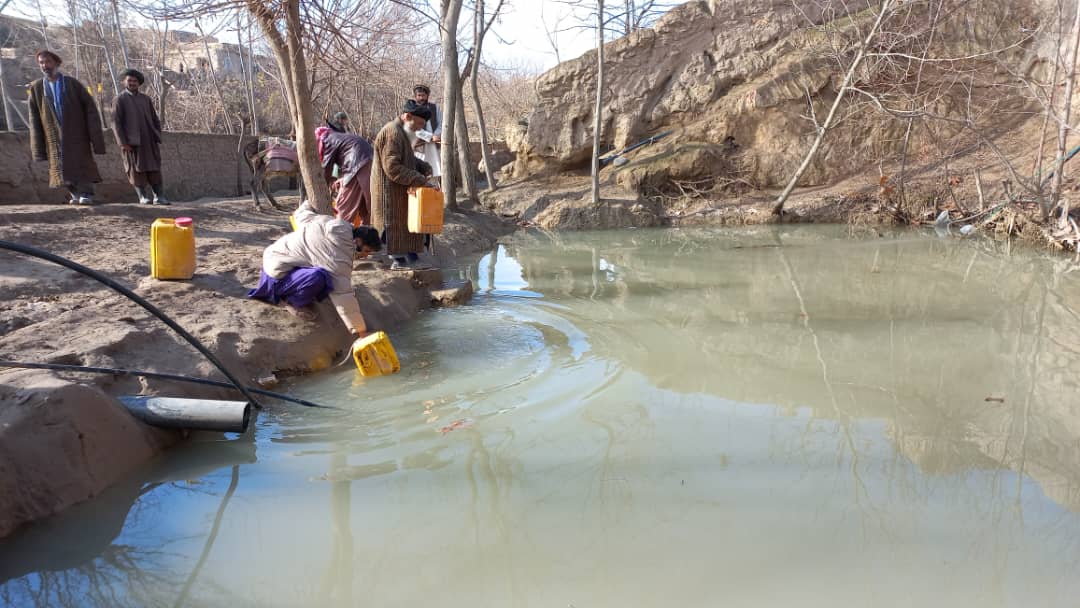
[2,226,1080,607]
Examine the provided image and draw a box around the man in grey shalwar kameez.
[113,68,167,205]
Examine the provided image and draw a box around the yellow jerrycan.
[289,214,298,231]
[150,217,196,280]
[408,187,444,234]
[352,331,401,377]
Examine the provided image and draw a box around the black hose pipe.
[0,239,263,408]
[0,360,336,410]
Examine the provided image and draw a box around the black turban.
[121,68,145,85]
[403,99,432,121]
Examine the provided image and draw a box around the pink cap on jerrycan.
[175,217,193,228]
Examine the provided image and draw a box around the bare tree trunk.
[35,0,50,49]
[470,0,501,190]
[111,0,130,67]
[772,0,894,215]
[1049,0,1080,217]
[440,0,465,211]
[91,15,120,96]
[68,0,80,80]
[455,85,477,204]
[1033,0,1064,185]
[247,0,331,213]
[246,16,259,135]
[235,12,257,135]
[897,0,942,210]
[196,19,234,135]
[591,0,604,205]
[0,56,14,132]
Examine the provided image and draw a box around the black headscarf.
[403,99,431,121]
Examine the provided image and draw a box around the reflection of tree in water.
[502,228,1080,527]
[0,483,186,608]
[0,438,257,608]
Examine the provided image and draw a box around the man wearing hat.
[113,68,168,205]
[370,100,440,271]
[411,84,442,178]
[27,50,106,205]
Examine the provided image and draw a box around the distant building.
[166,39,255,79]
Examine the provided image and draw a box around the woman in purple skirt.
[248,201,381,336]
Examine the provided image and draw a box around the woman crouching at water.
[247,201,381,336]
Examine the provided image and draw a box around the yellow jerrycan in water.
[408,187,444,234]
[150,217,196,279]
[352,331,401,377]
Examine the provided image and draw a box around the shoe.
[139,197,152,205]
[390,258,410,271]
[154,197,171,206]
[76,196,94,205]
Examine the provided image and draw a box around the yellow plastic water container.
[289,214,298,231]
[408,187,444,234]
[150,217,196,280]
[352,331,401,377]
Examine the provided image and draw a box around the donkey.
[241,136,303,211]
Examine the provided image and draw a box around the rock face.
[512,0,1047,191]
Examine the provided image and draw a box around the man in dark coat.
[370,101,440,271]
[113,68,167,205]
[28,50,106,205]
[318,127,373,226]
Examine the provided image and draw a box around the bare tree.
[772,0,896,216]
[245,0,330,212]
[439,0,464,211]
[1049,1,1080,216]
[469,0,505,190]
[591,0,604,205]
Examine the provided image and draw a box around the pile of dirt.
[0,196,511,537]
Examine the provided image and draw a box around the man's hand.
[431,135,441,144]
[120,144,133,153]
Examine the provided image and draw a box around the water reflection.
[3,226,1080,606]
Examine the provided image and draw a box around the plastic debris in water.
[959,224,975,236]
[933,210,951,227]
[439,419,473,434]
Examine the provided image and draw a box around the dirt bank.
[0,196,511,538]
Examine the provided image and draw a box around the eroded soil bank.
[0,196,510,538]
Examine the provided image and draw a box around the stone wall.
[0,131,254,204]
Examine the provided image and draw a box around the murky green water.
[3,226,1080,607]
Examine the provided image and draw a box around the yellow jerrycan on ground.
[352,331,401,377]
[408,187,444,234]
[150,217,196,280]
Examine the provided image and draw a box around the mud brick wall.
[0,131,256,204]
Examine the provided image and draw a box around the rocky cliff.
[511,0,1052,197]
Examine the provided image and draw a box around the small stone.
[430,280,474,307]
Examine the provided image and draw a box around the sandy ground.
[0,195,511,538]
